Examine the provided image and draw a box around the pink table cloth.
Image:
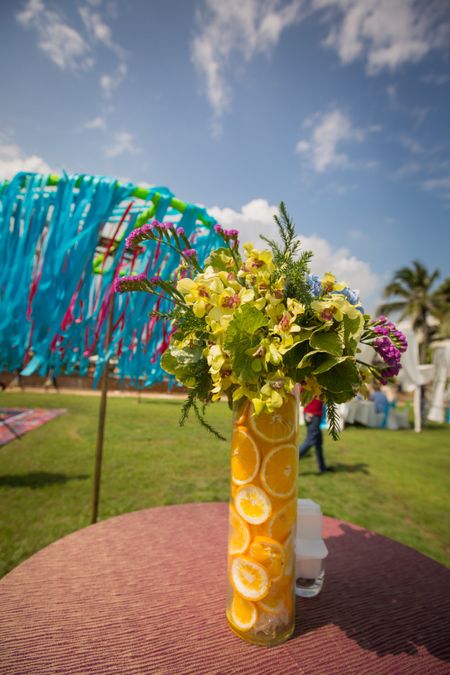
[0,502,449,674]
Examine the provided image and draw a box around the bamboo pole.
[91,294,115,524]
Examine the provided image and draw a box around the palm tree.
[377,261,446,363]
[431,277,450,341]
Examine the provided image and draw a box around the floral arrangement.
[115,204,407,439]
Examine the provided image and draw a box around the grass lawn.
[0,391,449,578]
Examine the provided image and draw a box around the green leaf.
[313,354,350,375]
[296,327,316,343]
[251,359,262,373]
[342,314,364,353]
[316,359,359,394]
[171,346,203,365]
[160,346,205,388]
[160,350,178,375]
[296,350,318,369]
[224,305,267,384]
[310,330,343,356]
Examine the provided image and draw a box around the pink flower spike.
[183,248,197,258]
[224,228,239,239]
[113,277,123,293]
[214,224,224,235]
[125,229,141,249]
[176,226,185,236]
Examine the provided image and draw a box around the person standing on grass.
[299,398,334,474]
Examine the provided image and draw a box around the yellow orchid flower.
[311,295,360,322]
[176,277,212,318]
[301,376,322,399]
[321,272,345,293]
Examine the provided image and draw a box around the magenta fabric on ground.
[0,408,66,446]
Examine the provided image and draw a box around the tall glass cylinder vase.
[226,392,299,646]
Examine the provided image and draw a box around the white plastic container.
[295,499,328,597]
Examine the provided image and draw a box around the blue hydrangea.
[331,287,364,313]
[307,274,322,297]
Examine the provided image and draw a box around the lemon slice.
[235,484,272,525]
[231,427,260,485]
[249,396,297,443]
[267,499,297,542]
[257,590,287,615]
[228,505,251,555]
[231,555,270,601]
[230,594,258,632]
[261,444,297,498]
[249,535,286,582]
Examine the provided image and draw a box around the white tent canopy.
[428,341,450,424]
[359,327,449,432]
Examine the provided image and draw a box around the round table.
[0,503,449,674]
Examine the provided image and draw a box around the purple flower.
[115,273,149,293]
[224,228,239,239]
[176,226,185,237]
[374,326,389,336]
[113,277,124,293]
[150,275,162,284]
[214,224,224,235]
[125,229,141,249]
[183,248,197,258]
[157,221,172,231]
[132,273,148,283]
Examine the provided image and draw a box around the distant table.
[343,399,380,427]
[1,503,449,674]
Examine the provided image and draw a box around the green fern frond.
[326,400,341,441]
[179,390,226,441]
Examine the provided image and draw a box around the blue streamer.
[0,172,224,388]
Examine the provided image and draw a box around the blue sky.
[1,0,449,309]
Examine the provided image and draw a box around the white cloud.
[391,161,421,179]
[209,198,280,242]
[16,0,127,98]
[100,62,128,97]
[79,5,113,48]
[422,176,450,199]
[386,84,397,102]
[192,0,449,130]
[79,5,126,62]
[191,0,304,132]
[79,5,128,97]
[104,131,138,158]
[398,134,424,155]
[295,108,367,172]
[422,72,450,86]
[84,116,106,130]
[0,140,53,180]
[208,198,379,300]
[314,0,450,75]
[16,0,93,71]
